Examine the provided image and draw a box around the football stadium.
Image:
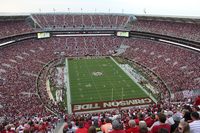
[0,0,200,132]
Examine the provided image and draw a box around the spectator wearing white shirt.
[165,111,175,125]
[189,112,200,133]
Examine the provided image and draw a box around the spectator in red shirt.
[84,120,92,129]
[144,113,154,127]
[194,96,200,106]
[157,128,169,133]
[151,113,171,133]
[125,120,139,133]
[75,121,88,133]
[3,124,15,133]
[134,112,144,125]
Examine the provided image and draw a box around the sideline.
[109,56,157,103]
[65,58,72,113]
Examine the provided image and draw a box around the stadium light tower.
[53,8,56,25]
[39,8,41,13]
[81,8,83,13]
[144,8,147,14]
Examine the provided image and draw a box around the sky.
[0,0,200,17]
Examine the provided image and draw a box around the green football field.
[68,57,148,104]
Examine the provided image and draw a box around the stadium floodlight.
[144,8,147,14]
[122,9,124,14]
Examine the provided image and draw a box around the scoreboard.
[37,32,50,39]
[116,31,129,37]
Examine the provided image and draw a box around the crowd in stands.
[0,39,52,122]
[132,19,200,42]
[0,114,60,133]
[31,14,130,29]
[128,61,171,102]
[0,20,34,39]
[122,38,200,101]
[1,98,200,132]
[62,101,200,133]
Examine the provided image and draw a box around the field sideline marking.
[65,58,72,113]
[97,59,118,101]
[109,56,157,103]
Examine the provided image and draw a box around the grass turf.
[68,57,148,104]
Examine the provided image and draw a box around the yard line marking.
[84,59,102,101]
[98,59,117,101]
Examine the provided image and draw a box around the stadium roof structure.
[0,12,200,24]
[136,14,200,23]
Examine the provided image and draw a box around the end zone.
[72,97,154,113]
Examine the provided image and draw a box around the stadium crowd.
[122,38,200,102]
[1,98,200,132]
[132,19,200,42]
[0,114,60,133]
[0,20,33,39]
[62,100,200,133]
